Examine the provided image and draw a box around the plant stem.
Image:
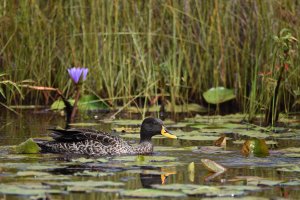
[70,85,80,123]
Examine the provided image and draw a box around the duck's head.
[140,118,177,142]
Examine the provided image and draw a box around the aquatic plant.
[67,67,89,122]
[264,29,297,125]
[67,67,88,84]
[0,1,299,117]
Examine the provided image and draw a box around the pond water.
[0,109,300,199]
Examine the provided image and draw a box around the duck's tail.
[33,138,54,153]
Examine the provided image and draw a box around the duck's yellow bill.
[161,126,177,139]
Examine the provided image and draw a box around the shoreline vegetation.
[0,1,299,122]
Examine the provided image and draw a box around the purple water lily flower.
[82,68,88,81]
[67,67,88,84]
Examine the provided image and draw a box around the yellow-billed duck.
[36,118,176,156]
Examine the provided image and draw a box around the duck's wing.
[48,128,124,146]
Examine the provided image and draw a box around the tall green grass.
[0,1,299,116]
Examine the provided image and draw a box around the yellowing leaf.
[241,138,269,157]
[201,159,227,173]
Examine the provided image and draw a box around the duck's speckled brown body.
[36,118,176,156]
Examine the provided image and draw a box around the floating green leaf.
[183,185,260,197]
[152,183,199,191]
[13,138,41,154]
[232,176,282,186]
[0,184,62,196]
[16,171,51,177]
[45,180,124,187]
[113,155,177,163]
[236,130,270,139]
[277,165,300,172]
[203,87,236,104]
[241,138,269,157]
[71,157,95,163]
[279,180,300,186]
[74,170,113,177]
[121,188,186,198]
[155,146,198,152]
[194,146,232,154]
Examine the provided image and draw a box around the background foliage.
[0,0,299,114]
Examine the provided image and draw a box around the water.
[0,109,300,199]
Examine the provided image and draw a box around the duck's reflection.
[139,167,177,188]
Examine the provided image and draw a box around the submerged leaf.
[13,138,41,154]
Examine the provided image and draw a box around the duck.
[35,118,177,156]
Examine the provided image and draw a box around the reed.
[0,1,299,117]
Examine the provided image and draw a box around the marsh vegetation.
[0,1,300,199]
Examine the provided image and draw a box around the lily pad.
[279,180,300,186]
[67,186,124,193]
[45,180,124,187]
[241,138,269,157]
[71,157,95,163]
[236,130,270,139]
[201,159,227,173]
[26,164,66,171]
[16,171,51,177]
[155,146,198,152]
[284,153,300,158]
[121,188,186,198]
[74,170,113,177]
[232,176,282,186]
[194,146,233,154]
[203,87,236,104]
[113,155,177,163]
[152,183,199,191]
[279,147,300,153]
[182,185,221,196]
[277,165,300,172]
[0,184,62,196]
[113,155,179,168]
[13,138,41,154]
[183,185,260,197]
